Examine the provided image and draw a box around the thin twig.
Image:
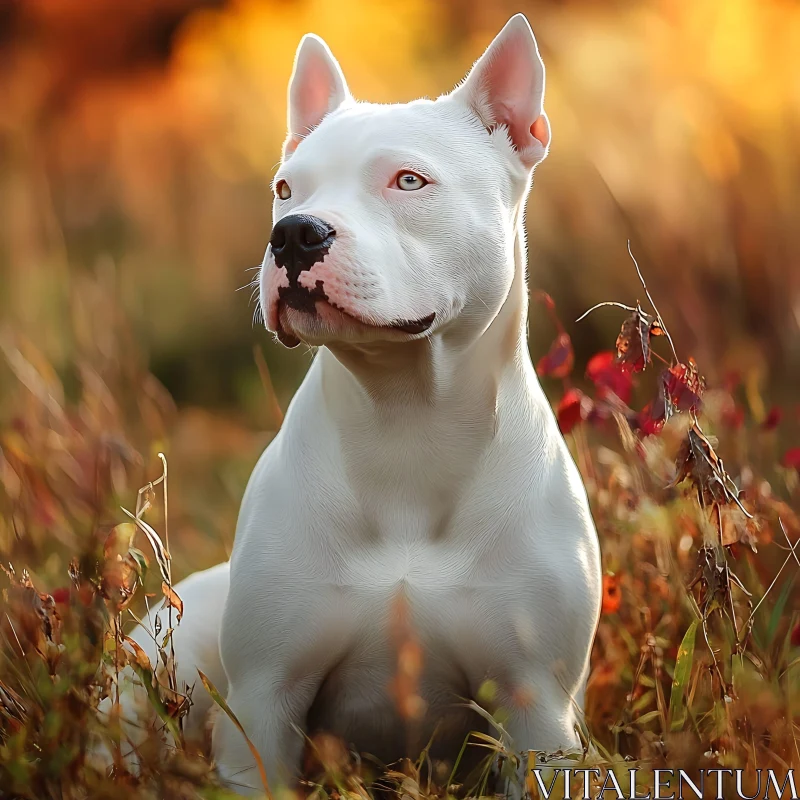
[158,454,170,584]
[157,453,180,735]
[781,519,800,569]
[747,526,798,626]
[626,240,680,364]
[575,301,637,323]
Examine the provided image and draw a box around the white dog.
[115,14,601,796]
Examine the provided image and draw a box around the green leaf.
[129,662,181,745]
[766,572,796,646]
[128,547,149,581]
[635,709,663,727]
[669,620,698,731]
[631,688,655,714]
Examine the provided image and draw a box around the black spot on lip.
[390,312,436,334]
[276,283,435,345]
[278,281,328,312]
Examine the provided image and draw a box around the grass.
[1,269,799,800]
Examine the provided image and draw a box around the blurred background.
[1,0,798,576]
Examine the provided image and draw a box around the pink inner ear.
[496,99,536,153]
[294,54,337,134]
[289,37,349,142]
[472,27,544,156]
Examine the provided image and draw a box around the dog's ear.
[284,34,352,158]
[451,14,550,169]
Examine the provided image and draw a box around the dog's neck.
[318,212,540,430]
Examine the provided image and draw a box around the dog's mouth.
[275,284,436,348]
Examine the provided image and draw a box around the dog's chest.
[293,533,538,755]
[303,546,503,764]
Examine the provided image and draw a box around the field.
[1,1,799,798]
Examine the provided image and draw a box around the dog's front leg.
[494,675,585,800]
[213,675,322,797]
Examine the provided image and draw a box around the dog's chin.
[275,300,435,348]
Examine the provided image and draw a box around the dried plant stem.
[626,240,680,364]
[575,301,637,323]
[747,521,798,627]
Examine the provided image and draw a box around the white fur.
[113,14,601,796]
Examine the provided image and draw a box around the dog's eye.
[395,172,427,191]
[275,180,292,200]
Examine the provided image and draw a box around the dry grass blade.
[160,581,184,622]
[157,452,170,571]
[123,636,152,671]
[0,677,26,729]
[120,506,172,585]
[0,336,67,421]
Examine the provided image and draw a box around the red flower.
[557,388,588,434]
[782,448,800,472]
[792,620,800,648]
[632,403,666,437]
[51,587,70,605]
[536,333,574,379]
[602,575,621,615]
[722,405,745,430]
[586,351,633,404]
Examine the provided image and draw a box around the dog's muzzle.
[269,214,336,286]
[267,213,436,348]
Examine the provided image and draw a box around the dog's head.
[261,14,550,349]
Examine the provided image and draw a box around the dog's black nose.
[269,214,335,284]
